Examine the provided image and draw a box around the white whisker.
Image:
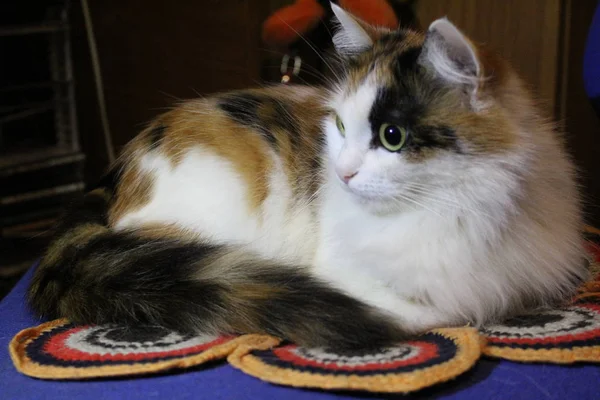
[404,182,500,222]
[392,192,445,218]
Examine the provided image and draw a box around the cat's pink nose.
[342,171,357,184]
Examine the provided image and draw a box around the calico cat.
[28,4,587,350]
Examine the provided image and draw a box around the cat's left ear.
[420,18,482,94]
[330,3,390,56]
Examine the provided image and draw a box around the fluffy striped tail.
[28,190,405,350]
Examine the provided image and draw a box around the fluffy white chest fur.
[314,163,498,332]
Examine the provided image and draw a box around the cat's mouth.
[342,182,393,203]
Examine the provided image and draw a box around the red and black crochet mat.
[9,231,600,393]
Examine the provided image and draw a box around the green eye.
[378,123,407,152]
[335,114,345,136]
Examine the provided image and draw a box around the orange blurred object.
[262,0,400,49]
[338,0,399,29]
[262,0,325,49]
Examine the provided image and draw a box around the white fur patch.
[114,148,317,264]
[115,149,259,243]
[327,78,378,184]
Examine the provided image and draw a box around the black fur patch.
[250,267,403,349]
[218,92,301,150]
[218,93,264,128]
[218,93,278,145]
[395,46,423,72]
[368,87,458,153]
[149,124,166,150]
[369,87,423,144]
[410,125,460,152]
[29,233,227,327]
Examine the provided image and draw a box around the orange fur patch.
[160,101,273,212]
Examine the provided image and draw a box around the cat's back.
[108,85,329,262]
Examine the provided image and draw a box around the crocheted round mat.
[9,319,270,380]
[228,328,482,393]
[481,295,600,363]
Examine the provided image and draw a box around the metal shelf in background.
[1,2,84,243]
[0,147,83,172]
[0,102,54,125]
[0,23,67,37]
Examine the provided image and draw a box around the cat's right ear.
[331,3,385,56]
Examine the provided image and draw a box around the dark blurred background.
[1,0,599,298]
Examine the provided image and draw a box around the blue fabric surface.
[2,265,600,399]
[583,1,600,99]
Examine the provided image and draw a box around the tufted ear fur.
[331,3,388,56]
[420,18,482,93]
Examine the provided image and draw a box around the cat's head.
[325,4,532,215]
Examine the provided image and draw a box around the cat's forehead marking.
[345,30,425,89]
